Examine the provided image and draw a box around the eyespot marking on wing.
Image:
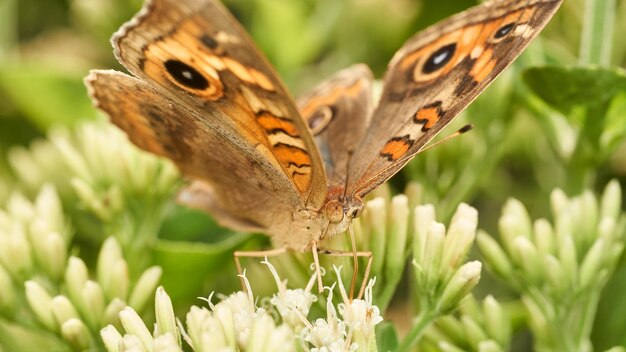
[164,60,209,90]
[143,19,276,96]
[380,135,415,162]
[494,23,515,39]
[394,4,544,89]
[200,35,219,50]
[421,43,457,75]
[307,105,334,135]
[144,37,226,100]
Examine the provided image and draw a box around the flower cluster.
[8,123,180,206]
[423,295,511,352]
[0,185,161,351]
[101,260,383,352]
[413,202,482,314]
[477,181,625,351]
[391,202,482,352]
[7,122,180,273]
[0,185,70,285]
[25,237,162,351]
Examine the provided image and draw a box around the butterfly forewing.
[347,0,563,197]
[111,0,328,206]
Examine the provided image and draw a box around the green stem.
[579,0,616,66]
[394,309,439,352]
[574,290,601,351]
[110,203,166,278]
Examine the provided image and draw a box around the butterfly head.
[322,196,363,238]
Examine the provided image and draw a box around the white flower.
[339,278,383,336]
[333,266,383,340]
[103,261,382,352]
[263,258,317,328]
[304,267,382,352]
[303,284,348,351]
[210,272,261,348]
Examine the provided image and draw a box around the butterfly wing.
[86,70,297,232]
[347,0,563,197]
[106,0,327,207]
[297,64,374,191]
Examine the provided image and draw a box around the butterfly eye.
[164,60,209,90]
[422,43,457,74]
[325,200,344,224]
[494,23,516,39]
[307,105,334,135]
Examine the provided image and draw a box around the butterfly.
[85,0,562,291]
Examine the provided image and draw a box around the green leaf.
[523,65,626,114]
[0,63,97,130]
[601,92,626,149]
[159,205,229,243]
[377,321,399,352]
[153,233,254,305]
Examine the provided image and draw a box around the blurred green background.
[2,0,626,350]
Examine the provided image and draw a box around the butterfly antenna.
[342,149,355,200]
[342,150,359,301]
[419,124,473,154]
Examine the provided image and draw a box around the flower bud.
[438,261,482,314]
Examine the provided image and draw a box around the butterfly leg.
[234,247,288,290]
[311,241,324,293]
[349,224,358,300]
[317,248,373,300]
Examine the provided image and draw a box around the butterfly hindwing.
[86,70,300,232]
[297,65,374,191]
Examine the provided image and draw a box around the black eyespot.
[200,35,218,49]
[422,43,457,74]
[495,23,515,39]
[307,105,334,134]
[164,60,209,90]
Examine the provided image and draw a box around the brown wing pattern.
[297,65,374,191]
[85,71,299,231]
[347,0,563,197]
[110,0,327,206]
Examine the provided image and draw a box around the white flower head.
[303,284,347,350]
[215,270,265,347]
[270,288,317,327]
[338,277,383,338]
[304,267,382,352]
[263,257,317,328]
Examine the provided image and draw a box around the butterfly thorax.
[266,195,362,252]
